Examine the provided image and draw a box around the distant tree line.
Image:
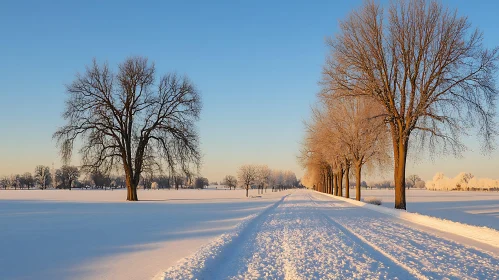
[219,164,300,197]
[367,175,425,190]
[0,165,212,191]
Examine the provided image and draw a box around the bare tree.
[173,175,184,190]
[90,170,112,189]
[256,165,271,194]
[55,166,80,190]
[238,165,257,197]
[54,57,202,201]
[194,177,209,189]
[283,170,298,190]
[10,175,19,190]
[34,165,51,189]
[406,174,422,189]
[223,175,238,190]
[0,176,7,190]
[19,173,34,190]
[323,0,498,209]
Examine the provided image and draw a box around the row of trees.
[301,0,498,209]
[0,164,209,191]
[299,93,390,202]
[0,165,79,190]
[369,175,426,190]
[230,164,299,197]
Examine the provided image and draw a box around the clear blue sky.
[1,0,498,182]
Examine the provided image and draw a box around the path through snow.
[160,190,499,280]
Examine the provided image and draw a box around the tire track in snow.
[308,194,422,280]
[162,191,471,279]
[157,194,289,280]
[317,209,426,279]
[199,191,409,279]
[312,192,499,280]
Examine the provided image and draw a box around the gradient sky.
[1,0,498,182]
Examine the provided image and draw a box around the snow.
[2,189,499,279]
[158,190,499,279]
[361,189,499,230]
[322,191,499,249]
[0,188,289,279]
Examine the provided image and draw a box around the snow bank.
[317,192,499,249]
[153,195,288,280]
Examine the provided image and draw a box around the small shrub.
[364,197,382,205]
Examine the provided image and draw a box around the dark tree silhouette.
[55,165,80,190]
[54,56,202,201]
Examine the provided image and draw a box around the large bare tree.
[223,175,238,190]
[54,57,202,201]
[55,165,80,190]
[324,0,498,209]
[256,165,271,194]
[34,165,51,190]
[238,164,257,197]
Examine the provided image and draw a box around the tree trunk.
[325,173,328,193]
[329,174,333,194]
[345,165,350,199]
[338,169,343,197]
[126,184,138,201]
[326,174,329,194]
[394,135,408,209]
[324,172,327,193]
[329,172,333,194]
[246,185,249,197]
[125,172,139,201]
[333,174,338,196]
[355,162,362,201]
[326,173,329,194]
[332,174,335,195]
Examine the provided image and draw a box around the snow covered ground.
[159,190,499,279]
[0,188,289,279]
[1,189,498,279]
[361,189,499,230]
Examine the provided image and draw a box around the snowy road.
[162,190,499,280]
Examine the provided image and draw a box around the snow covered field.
[0,189,289,279]
[1,189,499,279]
[361,189,499,230]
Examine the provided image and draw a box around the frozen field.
[361,189,499,230]
[0,188,289,279]
[1,189,499,279]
